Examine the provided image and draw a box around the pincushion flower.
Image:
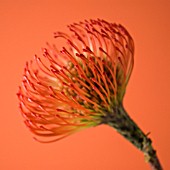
[17,19,162,170]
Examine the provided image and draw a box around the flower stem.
[101,104,163,170]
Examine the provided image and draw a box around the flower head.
[17,19,134,143]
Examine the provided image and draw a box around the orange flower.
[17,19,134,143]
[17,19,163,170]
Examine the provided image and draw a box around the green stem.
[101,104,163,170]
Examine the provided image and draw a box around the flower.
[17,19,163,170]
[17,19,134,143]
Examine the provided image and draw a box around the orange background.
[0,0,170,169]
